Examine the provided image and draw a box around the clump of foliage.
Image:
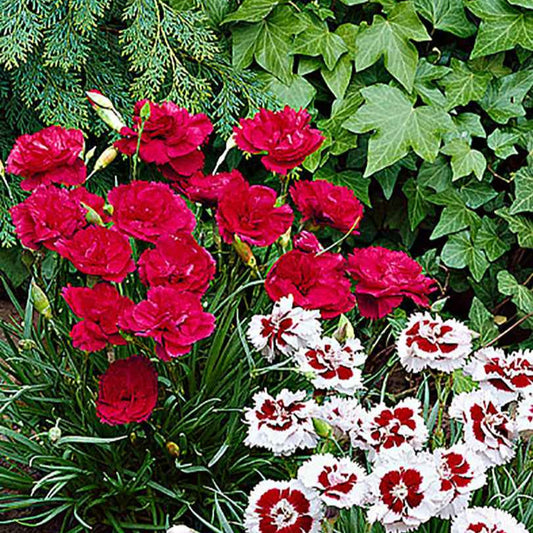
[222,0,533,342]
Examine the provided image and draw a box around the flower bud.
[166,441,180,457]
[80,202,104,226]
[233,236,257,269]
[93,146,119,174]
[334,314,355,342]
[48,425,61,443]
[18,338,37,351]
[86,90,126,132]
[31,281,51,319]
[313,417,333,439]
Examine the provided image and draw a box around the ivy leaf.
[487,129,520,159]
[440,59,492,110]
[451,113,486,143]
[441,139,487,181]
[480,70,533,124]
[224,0,281,23]
[414,59,450,107]
[403,178,432,229]
[508,0,533,7]
[415,0,476,37]
[458,179,497,209]
[474,218,511,261]
[429,189,481,239]
[257,73,316,108]
[417,156,453,192]
[355,2,430,91]
[293,20,348,70]
[510,165,533,214]
[497,271,533,320]
[232,23,262,70]
[466,0,533,59]
[496,208,533,248]
[376,164,401,200]
[322,54,353,99]
[253,7,299,83]
[441,230,489,281]
[469,297,499,344]
[344,84,453,176]
[317,168,371,206]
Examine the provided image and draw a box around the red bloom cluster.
[217,179,293,247]
[96,355,158,425]
[6,126,86,191]
[265,250,355,319]
[120,287,215,361]
[11,186,86,251]
[115,100,212,179]
[347,246,436,319]
[138,233,216,294]
[108,181,196,242]
[290,180,363,233]
[62,283,133,352]
[55,226,136,283]
[234,107,324,175]
[177,169,245,206]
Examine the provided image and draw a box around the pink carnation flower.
[243,389,318,456]
[247,295,322,362]
[449,391,517,467]
[244,479,323,533]
[294,336,366,395]
[397,312,474,373]
[297,453,367,508]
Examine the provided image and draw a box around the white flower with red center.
[449,391,517,467]
[362,398,428,458]
[247,295,322,362]
[244,479,323,533]
[294,337,366,395]
[433,444,487,519]
[297,454,367,508]
[516,394,533,434]
[365,445,445,532]
[451,507,529,533]
[397,313,474,373]
[244,389,319,456]
[464,348,533,405]
[312,396,367,445]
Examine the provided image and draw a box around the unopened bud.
[81,202,104,226]
[334,314,355,342]
[93,146,119,173]
[0,159,5,178]
[48,425,61,443]
[313,418,333,439]
[233,236,256,269]
[31,281,51,319]
[166,441,180,457]
[278,227,291,250]
[139,101,151,121]
[18,338,37,351]
[86,90,126,132]
[84,146,97,164]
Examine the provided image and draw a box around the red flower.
[216,179,293,246]
[234,107,324,175]
[96,355,158,426]
[347,246,436,319]
[290,180,363,233]
[119,286,215,360]
[115,100,212,179]
[177,169,246,206]
[62,283,134,352]
[138,233,216,294]
[10,185,86,251]
[293,231,324,253]
[265,250,355,319]
[7,126,86,191]
[108,181,195,242]
[55,226,136,282]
